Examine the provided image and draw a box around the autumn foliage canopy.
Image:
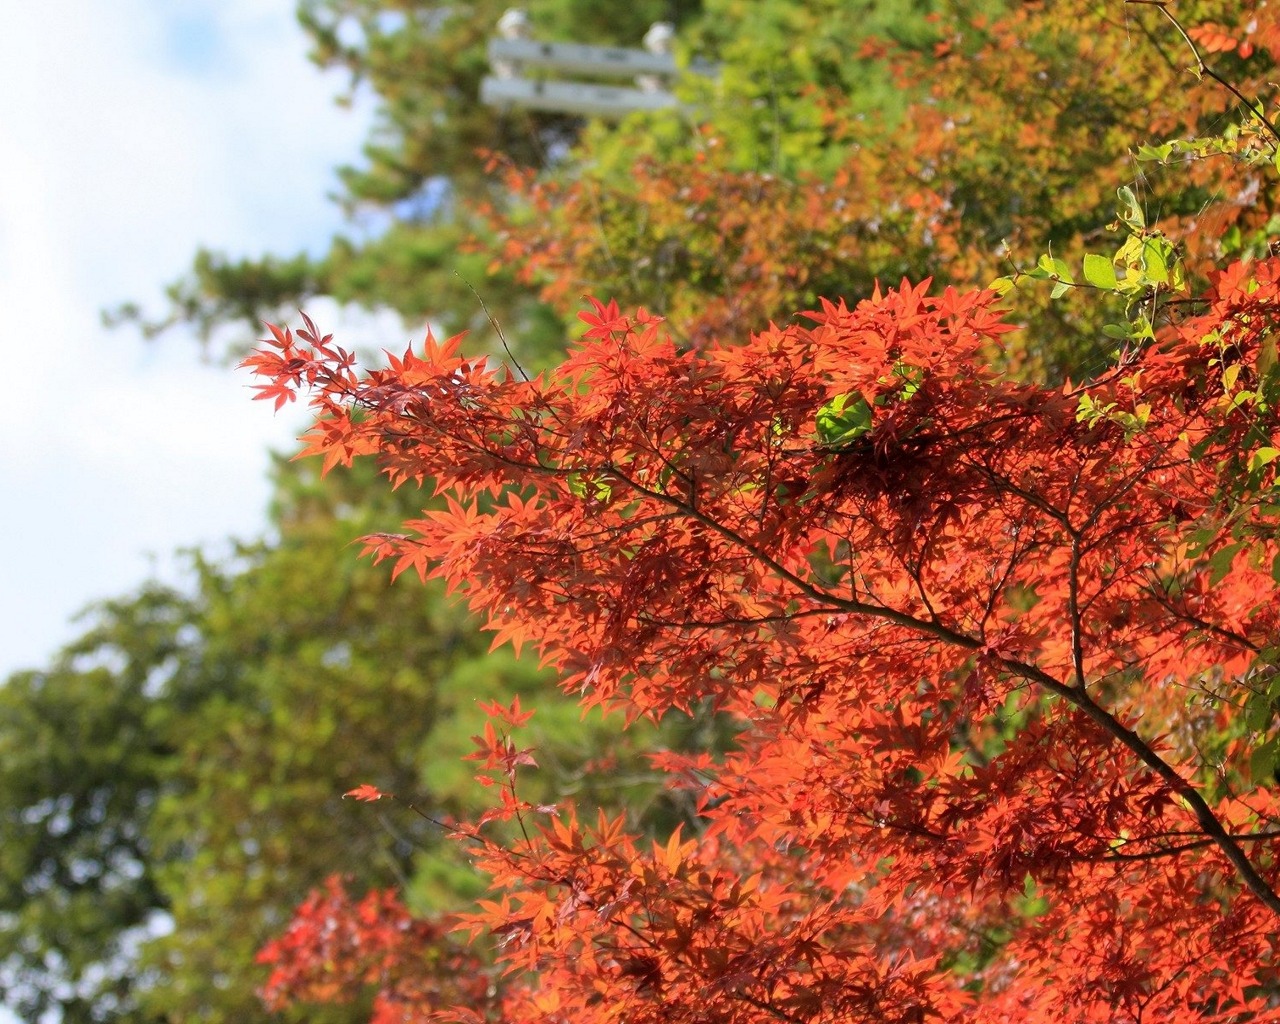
[245,3,1280,1024]
[248,253,1280,1021]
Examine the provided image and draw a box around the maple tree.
[246,250,1280,1020]
[240,3,1280,1023]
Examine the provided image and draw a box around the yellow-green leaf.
[1249,447,1280,472]
[1083,253,1118,290]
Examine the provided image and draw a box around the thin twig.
[1128,0,1280,148]
[457,273,532,382]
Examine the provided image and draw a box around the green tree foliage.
[300,0,702,202]
[0,587,182,1024]
[675,0,938,176]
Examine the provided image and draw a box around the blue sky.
[0,1,403,679]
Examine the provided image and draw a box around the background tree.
[115,0,1280,382]
[0,587,183,1024]
[495,0,1280,378]
[114,0,704,355]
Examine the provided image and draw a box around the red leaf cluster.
[247,258,1280,1022]
[256,876,494,1023]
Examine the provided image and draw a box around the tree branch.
[606,466,1280,918]
[1128,0,1280,148]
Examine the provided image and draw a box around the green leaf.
[1139,238,1170,284]
[1076,393,1114,426]
[1207,542,1246,585]
[567,472,613,501]
[816,393,873,448]
[1252,736,1280,783]
[1228,389,1257,412]
[1246,692,1275,733]
[1185,527,1217,558]
[1036,253,1073,281]
[892,362,924,400]
[1034,254,1074,298]
[1116,185,1145,230]
[1083,253,1119,290]
[1136,141,1174,162]
[1249,447,1280,472]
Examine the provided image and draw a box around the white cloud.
[0,0,380,678]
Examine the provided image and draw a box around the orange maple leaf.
[343,784,388,802]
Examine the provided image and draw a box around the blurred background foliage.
[8,0,1280,1020]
